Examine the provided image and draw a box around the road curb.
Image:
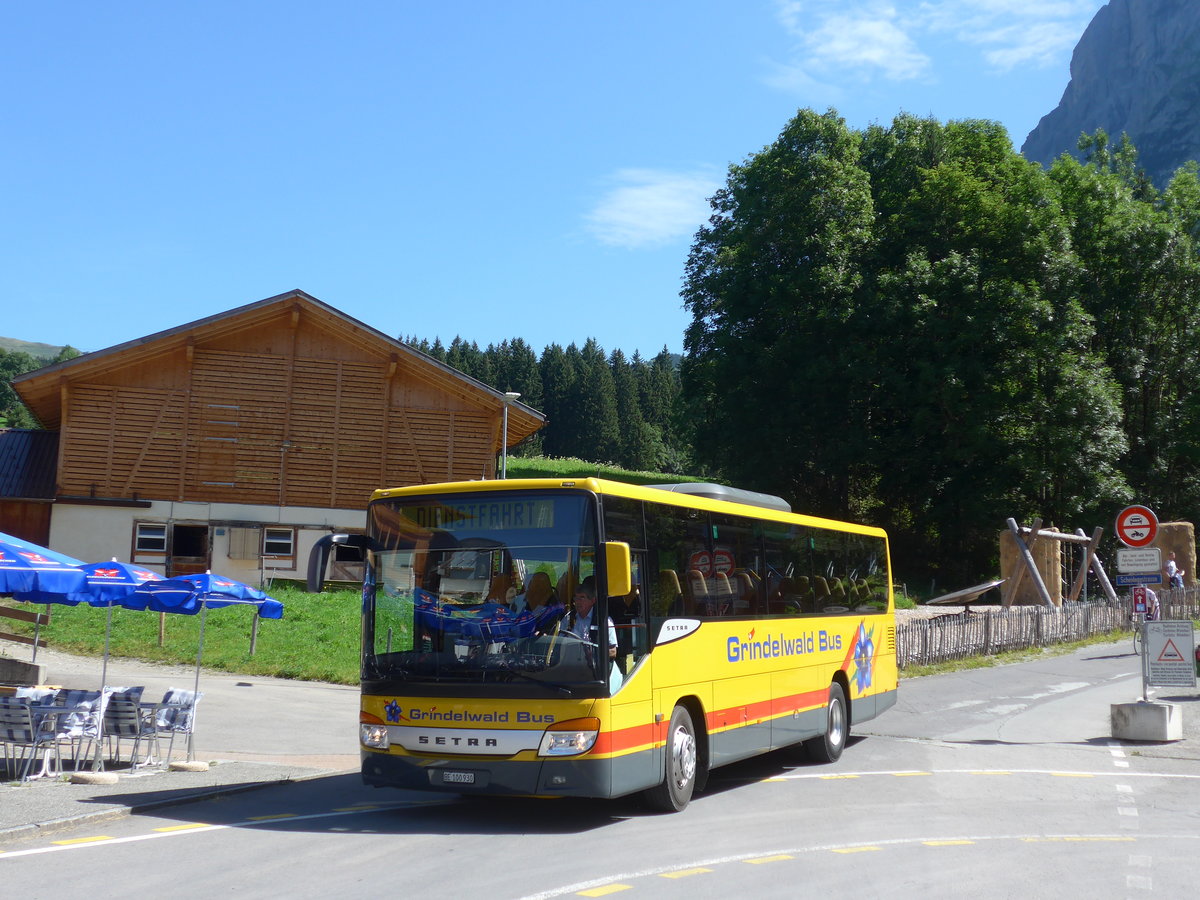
[0,766,357,846]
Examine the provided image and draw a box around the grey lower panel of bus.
[711,687,899,768]
[362,688,898,799]
[363,751,656,799]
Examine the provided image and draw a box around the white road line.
[512,834,1200,900]
[0,800,445,859]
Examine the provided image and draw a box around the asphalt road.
[3,639,1199,899]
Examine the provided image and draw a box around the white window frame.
[134,523,167,554]
[262,527,295,558]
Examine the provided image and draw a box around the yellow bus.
[319,477,896,812]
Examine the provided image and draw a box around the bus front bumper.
[361,749,613,798]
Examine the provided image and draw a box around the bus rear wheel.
[644,705,698,812]
[805,682,847,763]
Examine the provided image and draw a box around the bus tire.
[805,682,848,763]
[644,705,698,812]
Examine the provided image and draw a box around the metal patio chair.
[0,696,62,780]
[153,688,204,763]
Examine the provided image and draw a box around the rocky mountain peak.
[1022,0,1200,186]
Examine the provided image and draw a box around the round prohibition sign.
[1116,505,1158,548]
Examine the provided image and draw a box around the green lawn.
[505,455,704,485]
[2,584,363,685]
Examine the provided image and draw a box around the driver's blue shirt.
[564,607,618,647]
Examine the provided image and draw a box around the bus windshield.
[365,491,603,690]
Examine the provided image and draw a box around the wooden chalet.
[8,290,544,578]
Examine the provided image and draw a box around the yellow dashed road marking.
[577,884,631,896]
[744,854,794,864]
[51,836,112,845]
[659,868,712,879]
[153,823,210,832]
[832,846,881,854]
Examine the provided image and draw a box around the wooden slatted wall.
[60,385,188,498]
[187,349,289,504]
[289,357,390,509]
[58,345,500,507]
[383,407,494,488]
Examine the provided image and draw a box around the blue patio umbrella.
[1,532,88,663]
[128,571,284,760]
[0,531,87,595]
[128,572,284,618]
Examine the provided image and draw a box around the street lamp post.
[501,391,521,478]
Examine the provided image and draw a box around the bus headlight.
[538,718,600,756]
[361,724,390,750]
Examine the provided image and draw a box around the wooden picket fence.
[897,588,1200,669]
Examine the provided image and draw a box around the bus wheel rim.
[829,698,845,746]
[673,725,696,786]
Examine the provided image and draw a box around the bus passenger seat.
[734,572,754,613]
[486,574,512,603]
[657,570,683,615]
[712,572,734,615]
[556,572,575,605]
[686,570,710,616]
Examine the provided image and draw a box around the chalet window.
[227,527,261,561]
[263,527,295,558]
[135,523,167,553]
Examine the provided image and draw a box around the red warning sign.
[1156,639,1186,663]
[1116,505,1158,548]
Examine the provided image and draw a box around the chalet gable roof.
[13,289,545,437]
[0,428,58,499]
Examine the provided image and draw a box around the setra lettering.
[417,735,499,747]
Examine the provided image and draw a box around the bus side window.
[656,569,683,615]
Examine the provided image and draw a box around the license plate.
[443,771,475,784]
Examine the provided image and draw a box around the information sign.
[1145,621,1197,688]
[1132,586,1147,614]
[1117,548,1161,574]
[1115,573,1163,586]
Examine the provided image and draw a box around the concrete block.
[1111,701,1183,742]
[0,657,45,686]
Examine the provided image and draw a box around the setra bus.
[311,477,897,811]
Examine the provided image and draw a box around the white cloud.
[918,0,1101,72]
[808,10,930,80]
[774,2,930,84]
[585,168,721,250]
[977,21,1084,71]
[769,0,1102,88]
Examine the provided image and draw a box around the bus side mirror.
[306,533,377,593]
[605,541,632,598]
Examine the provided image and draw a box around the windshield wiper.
[498,669,575,695]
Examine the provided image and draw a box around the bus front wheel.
[644,705,698,812]
[805,682,848,763]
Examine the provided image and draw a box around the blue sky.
[1,1,1106,360]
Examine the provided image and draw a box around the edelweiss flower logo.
[384,699,404,723]
[851,623,875,693]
